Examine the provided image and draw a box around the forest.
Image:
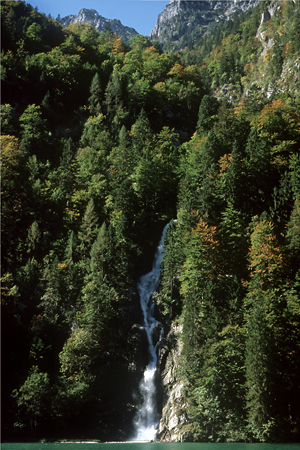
[1,0,300,443]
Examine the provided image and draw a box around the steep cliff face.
[59,9,138,44]
[157,323,188,442]
[150,0,260,51]
[243,0,300,98]
[255,0,280,55]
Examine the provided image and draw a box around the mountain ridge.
[59,8,138,44]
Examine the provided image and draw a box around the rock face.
[250,0,298,98]
[156,323,188,442]
[128,323,149,375]
[59,8,138,44]
[150,0,260,51]
[256,0,280,48]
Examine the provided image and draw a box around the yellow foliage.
[143,46,159,60]
[153,81,166,93]
[1,273,14,306]
[218,154,232,175]
[248,219,283,284]
[193,216,218,250]
[112,36,126,55]
[0,135,19,181]
[254,98,300,142]
[183,65,201,83]
[167,63,185,79]
[263,50,271,63]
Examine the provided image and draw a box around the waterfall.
[133,223,169,441]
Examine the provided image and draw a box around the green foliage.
[197,95,220,133]
[154,220,183,320]
[245,302,276,441]
[78,199,99,257]
[59,328,99,379]
[88,72,102,115]
[1,0,300,442]
[19,104,49,156]
[13,366,52,435]
[190,326,247,442]
[287,197,300,254]
[0,104,16,134]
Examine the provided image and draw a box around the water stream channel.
[132,224,169,441]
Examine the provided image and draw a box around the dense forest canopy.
[1,0,300,443]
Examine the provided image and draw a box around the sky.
[25,0,170,37]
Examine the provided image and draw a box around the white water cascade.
[133,224,169,441]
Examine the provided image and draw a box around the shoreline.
[53,440,155,444]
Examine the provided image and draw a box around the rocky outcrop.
[150,0,260,51]
[256,0,281,56]
[150,1,208,40]
[156,323,188,442]
[128,323,149,375]
[248,0,299,98]
[59,8,138,44]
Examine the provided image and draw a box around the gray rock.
[150,0,260,52]
[128,324,149,373]
[59,8,138,44]
[156,323,188,442]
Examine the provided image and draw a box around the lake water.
[2,443,300,450]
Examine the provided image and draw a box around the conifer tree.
[245,303,276,440]
[197,95,219,133]
[88,73,102,115]
[90,222,107,278]
[78,199,99,259]
[131,109,152,154]
[105,67,123,117]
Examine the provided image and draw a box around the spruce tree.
[78,199,99,258]
[88,73,102,116]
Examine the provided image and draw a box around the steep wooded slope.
[155,0,300,442]
[1,0,300,443]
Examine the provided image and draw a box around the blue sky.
[26,0,169,36]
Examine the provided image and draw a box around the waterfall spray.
[133,224,169,441]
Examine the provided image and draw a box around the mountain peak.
[59,8,138,44]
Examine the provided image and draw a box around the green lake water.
[2,443,300,450]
